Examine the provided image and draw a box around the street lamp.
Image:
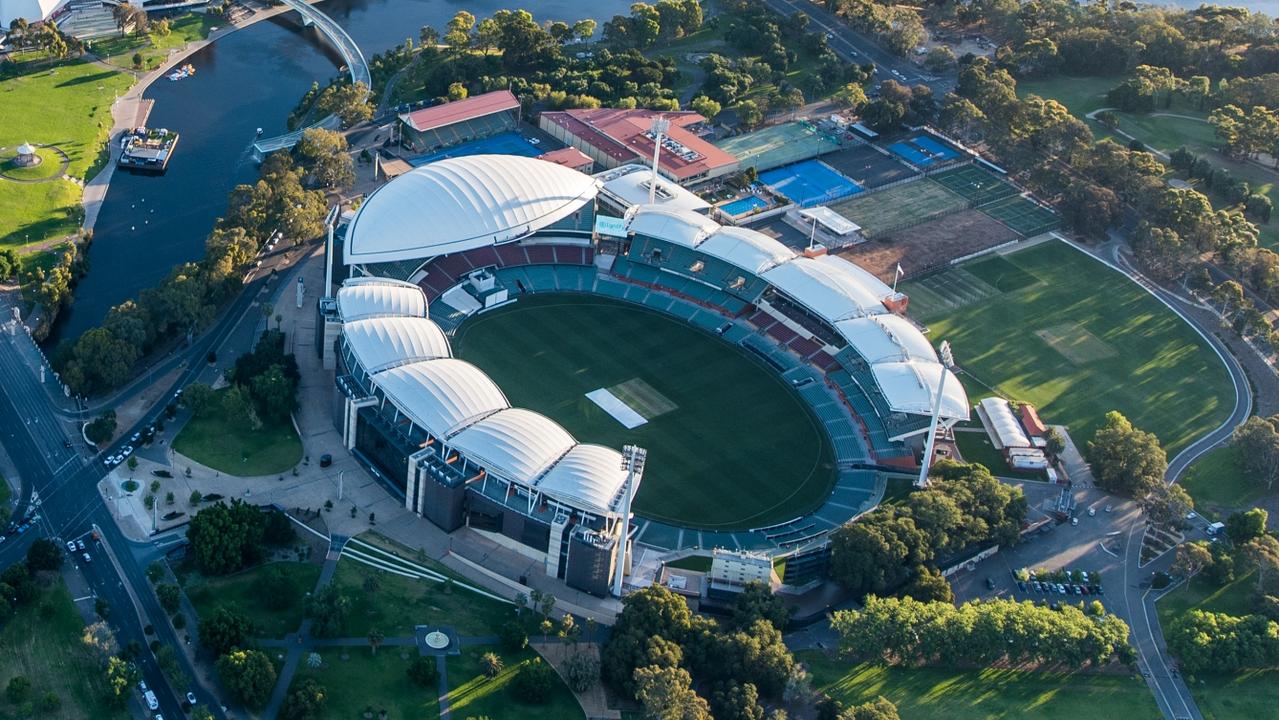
[916,341,955,489]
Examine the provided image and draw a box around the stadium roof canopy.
[872,361,968,420]
[337,277,428,321]
[450,408,576,485]
[342,317,452,374]
[835,315,937,364]
[697,226,795,275]
[338,278,635,517]
[344,154,600,265]
[0,0,64,25]
[626,206,719,247]
[762,256,889,321]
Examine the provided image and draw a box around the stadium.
[323,154,969,597]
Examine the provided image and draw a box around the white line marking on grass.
[586,388,648,429]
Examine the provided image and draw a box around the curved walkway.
[251,0,371,157]
[0,144,69,183]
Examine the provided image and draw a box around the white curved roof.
[337,277,427,321]
[698,227,795,275]
[537,444,628,515]
[374,360,509,436]
[762,255,889,321]
[345,155,600,264]
[625,206,719,248]
[836,315,937,364]
[450,408,576,483]
[871,361,969,420]
[1,0,65,25]
[344,317,451,374]
[979,397,1030,449]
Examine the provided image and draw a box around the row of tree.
[831,595,1135,669]
[1168,610,1279,674]
[827,460,1026,599]
[603,0,703,49]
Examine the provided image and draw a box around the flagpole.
[893,264,903,293]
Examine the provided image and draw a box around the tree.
[217,649,277,709]
[690,95,721,120]
[103,657,139,706]
[574,19,597,41]
[832,83,868,110]
[25,538,63,572]
[447,82,468,101]
[406,656,438,687]
[6,675,30,704]
[509,658,555,703]
[564,651,600,692]
[307,586,350,638]
[1232,416,1279,491]
[1226,508,1269,545]
[263,508,298,546]
[186,500,265,575]
[85,410,117,445]
[1141,483,1193,528]
[0,248,21,280]
[710,680,765,720]
[734,100,763,129]
[481,651,504,678]
[729,581,790,631]
[155,583,181,613]
[198,607,254,656]
[367,628,384,655]
[900,565,953,603]
[1087,411,1167,497]
[1173,541,1213,581]
[280,678,327,720]
[633,664,711,719]
[294,128,354,190]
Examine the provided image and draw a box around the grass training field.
[453,294,835,530]
[183,561,320,638]
[831,179,966,238]
[980,195,1061,236]
[903,241,1232,456]
[799,650,1159,720]
[0,580,128,720]
[0,60,134,252]
[931,164,1020,206]
[172,391,303,476]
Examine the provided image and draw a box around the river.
[51,0,636,344]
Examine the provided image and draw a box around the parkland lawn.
[89,13,218,71]
[172,392,303,476]
[0,580,129,720]
[799,650,1158,720]
[446,647,582,720]
[183,561,320,638]
[291,650,441,720]
[1179,446,1262,516]
[903,241,1232,456]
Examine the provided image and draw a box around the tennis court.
[931,164,1019,206]
[981,195,1061,236]
[887,134,962,166]
[715,121,843,172]
[821,145,918,189]
[830,179,966,237]
[760,159,863,206]
[408,131,546,166]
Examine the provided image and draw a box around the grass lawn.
[91,13,218,71]
[0,580,128,720]
[799,650,1157,720]
[665,555,713,572]
[172,394,303,476]
[183,561,320,638]
[1155,568,1278,720]
[447,646,582,720]
[953,431,1043,480]
[0,59,134,252]
[1,147,65,180]
[329,554,515,638]
[290,649,440,720]
[453,294,836,530]
[903,241,1232,456]
[1179,446,1263,516]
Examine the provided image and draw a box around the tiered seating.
[551,245,591,265]
[766,293,843,347]
[469,245,501,268]
[788,336,825,360]
[495,244,529,267]
[525,245,557,264]
[766,322,798,344]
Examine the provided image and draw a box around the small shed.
[1019,404,1047,437]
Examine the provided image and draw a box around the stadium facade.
[323,153,968,595]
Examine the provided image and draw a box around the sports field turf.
[930,164,1019,206]
[980,195,1061,236]
[902,242,1232,456]
[831,179,966,238]
[453,294,836,530]
[798,650,1159,720]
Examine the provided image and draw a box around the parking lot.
[950,485,1141,609]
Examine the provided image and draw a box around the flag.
[895,263,904,278]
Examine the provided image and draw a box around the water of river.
[51,0,636,344]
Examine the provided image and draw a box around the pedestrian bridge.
[251,0,371,159]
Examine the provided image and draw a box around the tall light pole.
[916,341,955,489]
[613,445,647,597]
[647,116,670,205]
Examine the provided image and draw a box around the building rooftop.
[398,90,520,133]
[541,108,737,181]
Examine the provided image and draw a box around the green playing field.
[452,294,836,530]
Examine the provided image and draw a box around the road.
[0,238,314,719]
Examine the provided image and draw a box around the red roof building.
[396,90,521,150]
[537,146,595,172]
[399,90,520,132]
[538,108,738,184]
[1019,404,1047,437]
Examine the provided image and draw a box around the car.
[139,680,148,693]
[985,577,996,590]
[77,539,86,551]
[16,524,27,534]
[155,715,164,720]
[1031,581,1042,593]
[66,541,77,552]
[1016,580,1027,592]
[1071,517,1079,526]
[1187,511,1198,520]
[121,445,134,457]
[1074,585,1084,595]
[186,692,198,705]
[528,137,541,145]
[130,432,141,443]
[1096,585,1105,595]
[1057,583,1067,594]
[1105,505,1113,512]
[1080,571,1090,582]
[319,453,333,468]
[1088,507,1096,516]
[82,552,91,563]
[144,690,158,710]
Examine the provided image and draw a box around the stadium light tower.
[648,116,671,205]
[916,341,955,489]
[613,444,647,597]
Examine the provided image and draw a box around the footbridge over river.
[251,0,371,159]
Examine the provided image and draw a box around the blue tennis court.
[759,159,863,206]
[720,195,770,216]
[408,131,545,166]
[888,135,961,166]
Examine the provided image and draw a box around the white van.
[144,690,159,710]
[1207,522,1225,537]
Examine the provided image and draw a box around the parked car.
[77,539,86,551]
[65,541,77,553]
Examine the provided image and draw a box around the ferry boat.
[117,127,180,174]
[167,64,196,81]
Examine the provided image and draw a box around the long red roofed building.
[397,90,521,151]
[539,108,738,184]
